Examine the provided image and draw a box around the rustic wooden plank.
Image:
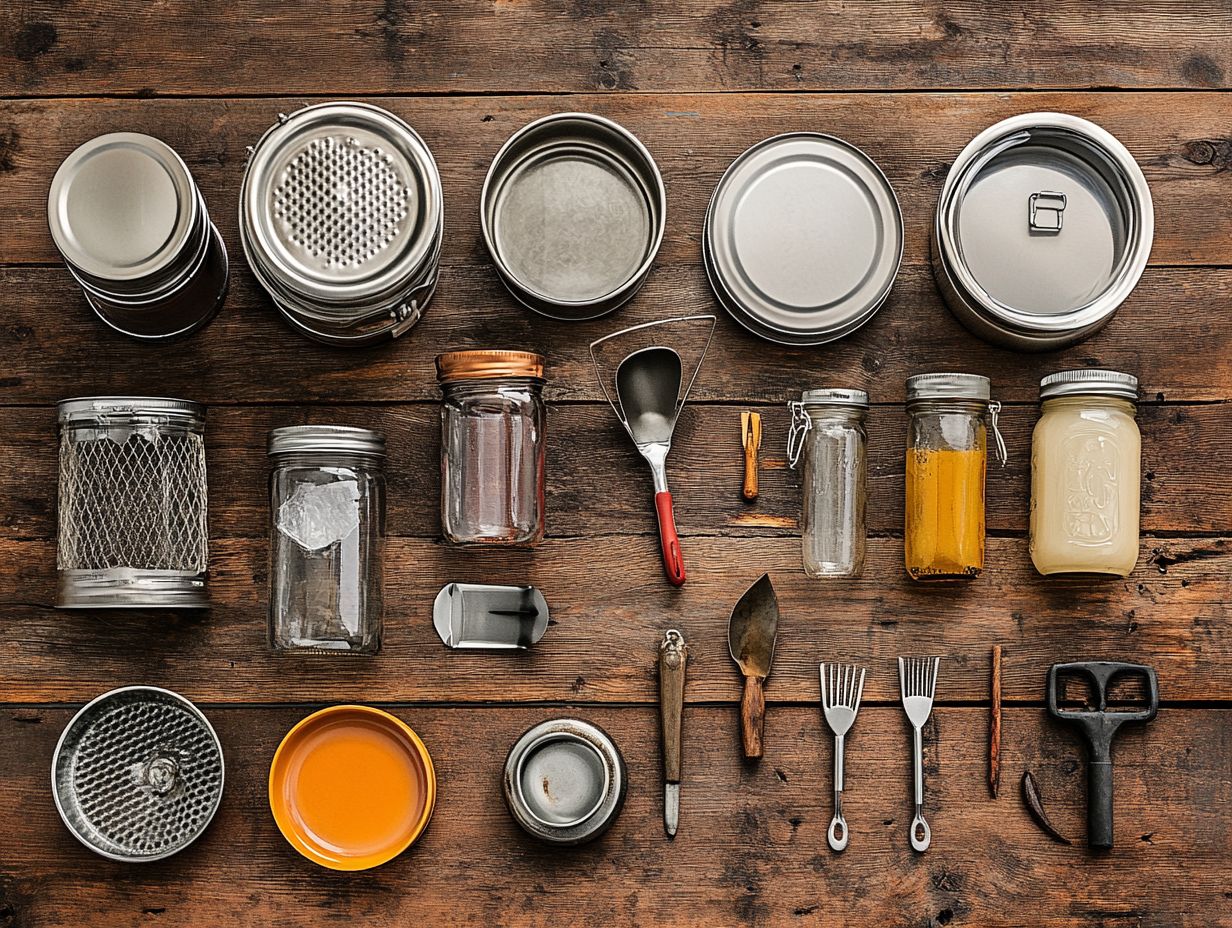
[1,265,1230,406]
[1,705,1228,927]
[1,93,1229,268]
[1,400,1229,540]
[3,2,1230,97]
[0,535,1226,704]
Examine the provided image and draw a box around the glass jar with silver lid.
[268,425,386,654]
[57,397,209,608]
[787,389,869,578]
[1031,369,1140,578]
[240,102,443,346]
[933,112,1153,350]
[48,133,228,340]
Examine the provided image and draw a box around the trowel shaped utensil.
[728,573,779,759]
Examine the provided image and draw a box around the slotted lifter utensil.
[1047,661,1159,849]
[899,656,940,852]
[820,662,865,851]
[590,315,716,586]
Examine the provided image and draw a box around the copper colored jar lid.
[436,350,545,383]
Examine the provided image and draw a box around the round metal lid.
[799,388,870,409]
[436,349,545,383]
[267,425,386,458]
[58,396,204,426]
[502,718,626,846]
[48,133,199,283]
[481,113,665,315]
[704,133,903,345]
[906,373,991,403]
[936,113,1153,335]
[240,102,442,310]
[1040,368,1138,401]
[51,686,224,862]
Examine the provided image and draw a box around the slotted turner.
[899,656,940,852]
[820,662,865,851]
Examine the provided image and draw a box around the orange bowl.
[269,705,436,870]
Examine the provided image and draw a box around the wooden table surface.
[2,3,1231,926]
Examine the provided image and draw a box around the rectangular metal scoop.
[1046,661,1159,849]
[433,583,549,649]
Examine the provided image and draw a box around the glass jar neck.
[907,398,988,417]
[441,376,545,399]
[804,405,867,425]
[1042,395,1137,416]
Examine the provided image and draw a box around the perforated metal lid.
[241,102,442,311]
[906,373,991,403]
[267,425,387,458]
[1040,369,1138,401]
[49,133,200,284]
[52,686,224,862]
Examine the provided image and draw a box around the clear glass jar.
[268,426,386,654]
[1030,370,1140,577]
[788,389,869,578]
[437,350,546,546]
[904,373,1006,581]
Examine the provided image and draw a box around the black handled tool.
[1046,661,1159,849]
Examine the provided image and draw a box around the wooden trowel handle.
[740,675,766,759]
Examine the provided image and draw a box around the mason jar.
[437,351,546,546]
[904,373,1006,581]
[787,389,869,578]
[1030,370,1140,577]
[268,426,386,654]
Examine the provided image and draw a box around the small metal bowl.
[52,686,224,862]
[481,113,665,321]
[502,718,626,845]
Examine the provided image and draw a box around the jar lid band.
[436,350,545,382]
[1040,369,1138,401]
[906,372,991,403]
[267,425,386,458]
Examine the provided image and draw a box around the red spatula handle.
[654,491,686,586]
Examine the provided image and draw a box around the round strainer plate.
[241,102,442,307]
[52,687,224,862]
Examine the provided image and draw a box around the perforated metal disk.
[52,687,224,862]
[241,102,442,307]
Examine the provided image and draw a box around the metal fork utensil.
[898,656,940,852]
[819,662,865,851]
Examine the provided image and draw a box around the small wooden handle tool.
[989,644,1002,798]
[740,412,761,501]
[658,629,687,837]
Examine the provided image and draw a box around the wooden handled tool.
[658,629,687,837]
[740,411,761,501]
[727,573,779,760]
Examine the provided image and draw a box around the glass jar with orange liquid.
[904,373,1006,581]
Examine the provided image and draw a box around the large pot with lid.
[932,113,1153,351]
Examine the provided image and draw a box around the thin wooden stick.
[989,644,1002,798]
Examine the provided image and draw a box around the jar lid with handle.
[905,373,1008,466]
[787,388,870,469]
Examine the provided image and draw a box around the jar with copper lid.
[437,350,546,546]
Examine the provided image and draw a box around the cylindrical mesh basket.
[57,397,209,608]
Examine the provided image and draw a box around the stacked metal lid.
[48,133,228,340]
[704,133,903,346]
[933,113,1154,350]
[52,687,224,862]
[1040,369,1139,400]
[240,102,443,346]
[481,113,665,320]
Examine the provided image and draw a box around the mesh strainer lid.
[240,102,442,311]
[52,686,224,862]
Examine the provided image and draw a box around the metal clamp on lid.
[1028,190,1067,233]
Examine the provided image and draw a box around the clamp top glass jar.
[437,351,546,546]
[904,374,1006,582]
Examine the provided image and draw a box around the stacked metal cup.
[240,102,444,346]
[48,132,228,340]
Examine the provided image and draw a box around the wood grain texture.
[3,1,1231,96]
[1,534,1227,704]
[1,705,1228,927]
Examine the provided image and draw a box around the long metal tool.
[590,315,716,586]
[820,662,865,852]
[727,574,779,759]
[658,629,687,838]
[899,655,940,852]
